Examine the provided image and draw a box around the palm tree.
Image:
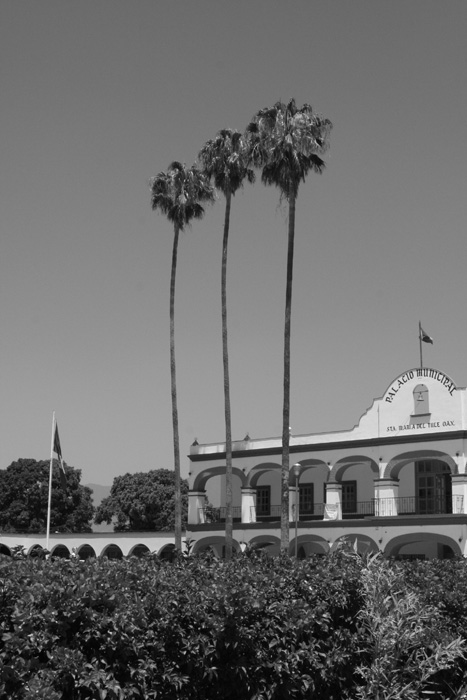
[150,161,215,552]
[247,100,331,552]
[198,130,255,559]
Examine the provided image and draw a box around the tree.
[150,162,215,552]
[94,469,189,531]
[247,100,331,551]
[0,458,94,533]
[198,130,255,559]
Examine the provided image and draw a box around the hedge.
[0,548,465,699]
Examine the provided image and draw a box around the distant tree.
[94,469,189,532]
[0,458,94,533]
[198,129,255,560]
[150,162,215,551]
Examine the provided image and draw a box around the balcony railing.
[198,496,464,524]
[375,495,464,516]
[201,506,242,523]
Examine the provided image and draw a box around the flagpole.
[46,411,55,552]
[419,321,423,369]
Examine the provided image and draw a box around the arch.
[78,544,96,560]
[248,534,281,556]
[289,534,330,557]
[192,536,241,558]
[384,533,461,560]
[50,544,70,559]
[329,456,379,482]
[101,544,123,559]
[129,543,150,558]
[332,534,379,556]
[246,462,281,488]
[192,465,246,491]
[158,543,176,561]
[384,450,458,479]
[28,544,45,558]
[291,459,329,486]
[0,543,11,556]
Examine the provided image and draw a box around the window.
[342,481,357,514]
[299,484,314,514]
[416,461,451,514]
[256,486,271,516]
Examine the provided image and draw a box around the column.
[451,475,467,514]
[374,479,399,516]
[241,487,256,523]
[324,482,342,521]
[188,490,206,525]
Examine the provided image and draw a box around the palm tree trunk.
[170,223,182,552]
[281,193,296,553]
[222,192,233,559]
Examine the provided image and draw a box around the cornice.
[189,430,467,462]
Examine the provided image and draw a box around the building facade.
[187,366,467,559]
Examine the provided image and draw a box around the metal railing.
[199,495,464,524]
[375,495,464,516]
[200,506,242,523]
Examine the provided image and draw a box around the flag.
[53,423,67,488]
[420,326,433,344]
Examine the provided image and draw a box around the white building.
[187,366,467,559]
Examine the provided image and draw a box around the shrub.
[0,550,465,699]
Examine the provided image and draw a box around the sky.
[1,1,467,491]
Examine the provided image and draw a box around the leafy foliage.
[94,469,188,531]
[1,548,466,699]
[354,553,465,700]
[0,459,94,533]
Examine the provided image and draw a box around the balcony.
[198,495,464,525]
[202,506,242,523]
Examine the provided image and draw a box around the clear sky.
[1,1,467,488]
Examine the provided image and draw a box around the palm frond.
[149,162,215,231]
[198,129,254,198]
[248,98,332,198]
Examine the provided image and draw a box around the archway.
[51,544,70,559]
[129,543,150,558]
[384,533,461,560]
[192,466,244,523]
[101,544,123,559]
[332,534,379,556]
[248,534,281,556]
[78,544,96,560]
[248,463,282,521]
[192,536,241,558]
[289,534,329,557]
[158,543,176,561]
[384,451,457,515]
[29,544,45,559]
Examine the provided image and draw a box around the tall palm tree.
[247,100,332,552]
[150,161,215,552]
[198,130,255,559]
